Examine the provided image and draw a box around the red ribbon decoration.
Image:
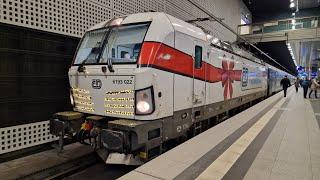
[221,60,242,100]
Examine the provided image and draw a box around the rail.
[238,16,320,35]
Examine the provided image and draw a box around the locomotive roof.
[87,12,207,41]
[87,12,264,65]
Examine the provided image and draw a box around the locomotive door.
[192,41,206,120]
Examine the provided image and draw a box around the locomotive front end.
[69,19,152,119]
[50,13,176,165]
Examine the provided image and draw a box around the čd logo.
[92,79,102,89]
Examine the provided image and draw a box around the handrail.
[238,15,320,27]
[238,16,320,35]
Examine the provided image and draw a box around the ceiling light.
[292,12,295,16]
[290,0,294,2]
[291,19,296,24]
[290,2,295,8]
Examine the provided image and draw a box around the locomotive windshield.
[73,23,149,65]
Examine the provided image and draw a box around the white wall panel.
[0,121,57,154]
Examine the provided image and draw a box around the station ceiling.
[256,41,298,75]
[241,0,320,75]
[240,41,298,75]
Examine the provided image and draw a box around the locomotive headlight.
[135,87,155,115]
[137,101,150,113]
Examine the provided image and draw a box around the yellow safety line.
[196,93,290,180]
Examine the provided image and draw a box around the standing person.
[301,77,310,98]
[294,77,300,93]
[309,77,320,98]
[280,75,291,97]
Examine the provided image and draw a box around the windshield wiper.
[77,45,102,72]
[107,58,115,73]
[77,58,87,72]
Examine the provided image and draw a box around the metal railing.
[238,16,320,35]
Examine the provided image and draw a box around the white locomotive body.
[61,12,293,164]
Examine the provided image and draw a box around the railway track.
[15,151,135,180]
[64,163,136,180]
[17,152,99,180]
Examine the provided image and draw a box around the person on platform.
[294,77,300,93]
[309,77,320,98]
[280,75,291,97]
[301,77,310,98]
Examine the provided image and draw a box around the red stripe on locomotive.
[138,42,242,99]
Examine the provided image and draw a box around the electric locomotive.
[50,12,293,165]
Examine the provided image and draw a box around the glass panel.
[100,23,149,64]
[195,46,202,69]
[74,29,108,64]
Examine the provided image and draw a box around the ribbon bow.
[221,60,241,100]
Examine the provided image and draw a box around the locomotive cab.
[70,21,151,119]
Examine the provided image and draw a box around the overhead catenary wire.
[187,0,293,74]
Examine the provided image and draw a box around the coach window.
[195,45,202,69]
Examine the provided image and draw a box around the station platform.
[120,87,320,180]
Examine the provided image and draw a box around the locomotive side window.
[195,45,202,69]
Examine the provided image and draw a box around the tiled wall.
[0,121,57,154]
[0,0,248,41]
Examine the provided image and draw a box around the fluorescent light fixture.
[290,2,295,8]
[290,0,294,2]
[292,12,295,16]
[291,19,296,24]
